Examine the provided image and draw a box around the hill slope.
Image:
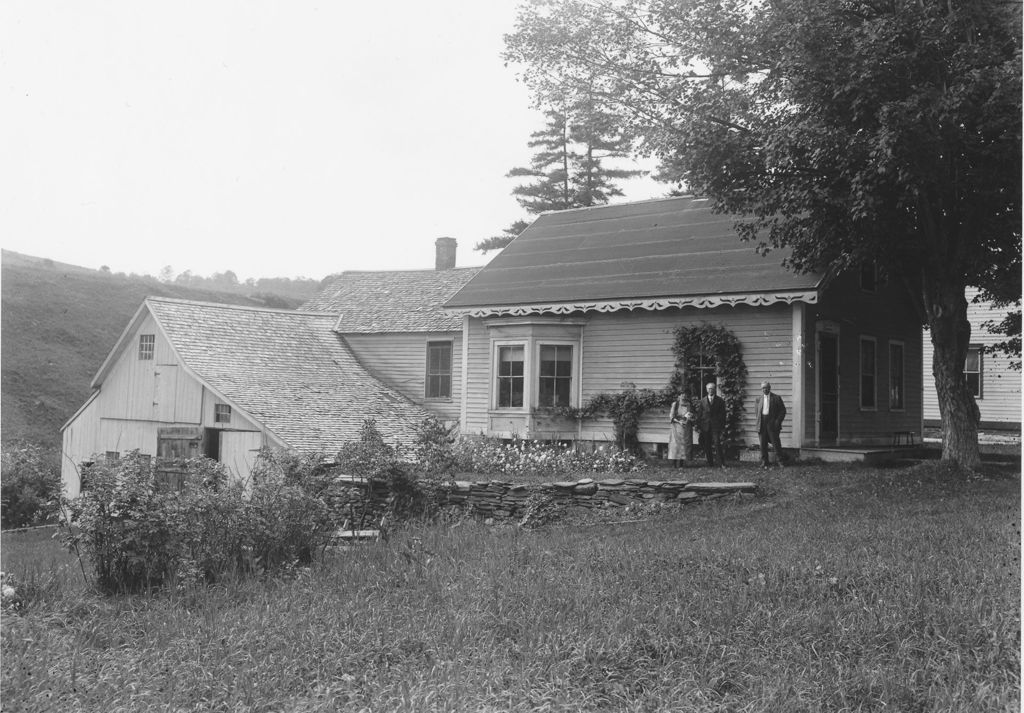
[1,251,317,449]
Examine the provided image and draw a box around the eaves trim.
[449,289,820,318]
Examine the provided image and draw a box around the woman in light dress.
[668,391,694,467]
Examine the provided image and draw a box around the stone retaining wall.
[323,475,757,523]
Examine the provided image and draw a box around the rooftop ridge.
[534,194,710,218]
[145,296,333,317]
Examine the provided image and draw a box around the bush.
[1,442,60,529]
[61,451,336,593]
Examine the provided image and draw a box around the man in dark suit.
[755,381,787,468]
[696,382,727,468]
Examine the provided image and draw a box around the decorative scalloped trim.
[459,290,819,318]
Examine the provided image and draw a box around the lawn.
[2,461,1019,712]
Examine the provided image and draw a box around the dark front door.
[818,332,839,443]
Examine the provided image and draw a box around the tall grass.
[2,462,1019,712]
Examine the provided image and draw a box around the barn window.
[105,451,119,465]
[965,346,983,398]
[138,334,155,360]
[214,404,232,423]
[859,336,877,410]
[496,345,525,408]
[538,345,573,408]
[888,341,905,410]
[425,341,453,399]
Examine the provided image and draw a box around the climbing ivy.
[536,322,747,456]
[669,323,748,448]
[537,382,671,455]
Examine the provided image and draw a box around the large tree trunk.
[927,288,982,469]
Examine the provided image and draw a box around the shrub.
[1,442,60,529]
[61,451,336,593]
[412,416,460,479]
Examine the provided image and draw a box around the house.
[922,287,1021,432]
[60,298,433,497]
[62,197,926,494]
[443,196,924,453]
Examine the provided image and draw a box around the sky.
[2,1,665,280]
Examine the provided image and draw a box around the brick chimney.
[435,237,457,270]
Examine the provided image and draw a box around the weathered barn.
[60,299,430,496]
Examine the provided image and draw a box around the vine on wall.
[536,322,748,455]
[669,323,748,448]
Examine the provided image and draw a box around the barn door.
[155,427,202,490]
[817,329,840,444]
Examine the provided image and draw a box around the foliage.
[669,323,749,448]
[412,416,460,480]
[452,436,645,478]
[505,0,1022,468]
[60,451,334,593]
[580,383,672,454]
[1,442,60,529]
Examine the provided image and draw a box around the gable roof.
[444,196,824,316]
[101,298,431,452]
[303,267,480,333]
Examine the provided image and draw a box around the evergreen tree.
[476,101,645,253]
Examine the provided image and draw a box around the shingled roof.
[133,298,430,452]
[303,267,480,333]
[445,196,824,312]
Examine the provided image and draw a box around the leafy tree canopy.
[505,0,1021,467]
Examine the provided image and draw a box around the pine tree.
[476,101,645,253]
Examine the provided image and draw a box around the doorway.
[817,330,840,443]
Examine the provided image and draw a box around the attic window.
[859,261,881,292]
[138,334,155,360]
[214,404,232,424]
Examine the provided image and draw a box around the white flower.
[2,586,16,599]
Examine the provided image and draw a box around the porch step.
[799,446,929,464]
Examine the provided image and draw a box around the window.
[105,451,120,465]
[860,336,877,409]
[538,345,573,407]
[214,404,232,423]
[860,261,879,292]
[496,345,525,408]
[685,346,718,398]
[965,346,983,398]
[138,334,155,360]
[425,341,453,399]
[888,342,905,410]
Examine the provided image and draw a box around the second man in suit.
[696,382,727,468]
[755,381,787,468]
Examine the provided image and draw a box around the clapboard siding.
[61,382,265,498]
[462,304,799,447]
[97,313,203,423]
[805,270,924,443]
[922,288,1021,427]
[579,305,795,447]
[343,332,463,423]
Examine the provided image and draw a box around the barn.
[59,298,430,497]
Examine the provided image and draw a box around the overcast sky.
[2,1,664,280]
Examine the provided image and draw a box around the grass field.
[2,461,1019,712]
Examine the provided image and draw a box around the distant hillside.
[1,250,323,449]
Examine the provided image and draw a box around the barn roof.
[137,298,430,452]
[303,267,480,333]
[444,196,824,316]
